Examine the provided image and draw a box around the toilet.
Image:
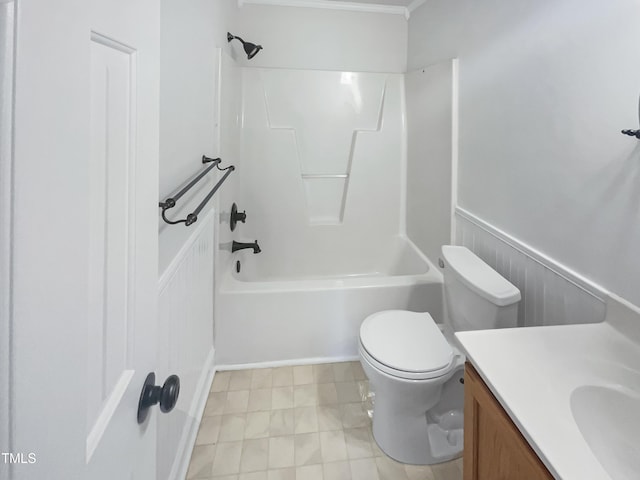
[358,245,521,465]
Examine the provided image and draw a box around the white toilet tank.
[441,245,521,331]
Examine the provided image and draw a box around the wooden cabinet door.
[463,363,554,480]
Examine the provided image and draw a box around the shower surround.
[239,68,406,275]
[216,65,442,366]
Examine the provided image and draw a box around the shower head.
[227,32,263,60]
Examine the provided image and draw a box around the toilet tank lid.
[441,245,521,307]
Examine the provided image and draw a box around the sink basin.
[571,385,640,480]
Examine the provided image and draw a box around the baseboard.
[171,347,216,480]
[217,354,360,371]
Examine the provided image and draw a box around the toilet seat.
[359,310,455,381]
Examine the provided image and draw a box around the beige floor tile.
[225,390,250,414]
[296,464,324,480]
[195,415,222,445]
[248,389,272,412]
[187,364,460,480]
[268,436,295,469]
[350,361,367,381]
[294,406,319,434]
[266,467,296,480]
[212,441,243,476]
[238,472,267,480]
[204,392,226,416]
[186,444,215,479]
[455,457,463,474]
[375,456,409,480]
[350,458,380,480]
[230,370,253,391]
[272,367,293,387]
[293,365,314,385]
[319,430,348,462]
[251,368,273,390]
[340,403,369,429]
[240,438,269,473]
[219,414,247,442]
[294,385,318,407]
[323,460,352,480]
[269,408,295,436]
[211,371,232,392]
[272,387,294,410]
[332,363,355,382]
[245,411,271,439]
[368,430,386,457]
[312,364,334,384]
[336,382,361,404]
[316,405,342,431]
[316,383,338,405]
[431,461,463,480]
[404,464,436,480]
[344,428,374,459]
[294,432,323,466]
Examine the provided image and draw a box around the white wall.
[405,60,456,263]
[236,4,407,72]
[409,0,640,306]
[157,2,237,478]
[159,0,237,201]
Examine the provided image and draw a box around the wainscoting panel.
[157,209,216,480]
[455,207,606,327]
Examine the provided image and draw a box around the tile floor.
[187,361,463,480]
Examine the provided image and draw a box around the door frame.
[0,1,16,477]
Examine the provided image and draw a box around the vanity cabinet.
[463,363,554,480]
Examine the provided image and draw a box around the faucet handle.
[230,203,247,231]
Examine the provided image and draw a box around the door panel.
[87,33,137,458]
[11,0,160,478]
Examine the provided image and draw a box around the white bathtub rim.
[216,354,361,371]
[221,235,444,293]
[220,234,443,293]
[220,271,442,294]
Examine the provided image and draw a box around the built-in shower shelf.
[301,174,348,179]
[302,174,350,225]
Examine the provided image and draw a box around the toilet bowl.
[359,245,521,465]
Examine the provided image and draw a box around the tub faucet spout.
[232,240,261,254]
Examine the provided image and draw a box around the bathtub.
[215,236,443,366]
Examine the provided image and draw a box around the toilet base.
[369,379,464,465]
[360,342,465,465]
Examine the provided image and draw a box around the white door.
[9,0,161,479]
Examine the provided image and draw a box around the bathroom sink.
[570,385,640,480]
[456,295,640,479]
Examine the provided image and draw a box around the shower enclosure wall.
[216,63,443,366]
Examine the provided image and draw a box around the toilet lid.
[359,310,453,374]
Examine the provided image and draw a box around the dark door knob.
[137,372,180,424]
[230,202,247,231]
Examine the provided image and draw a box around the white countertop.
[455,294,640,480]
